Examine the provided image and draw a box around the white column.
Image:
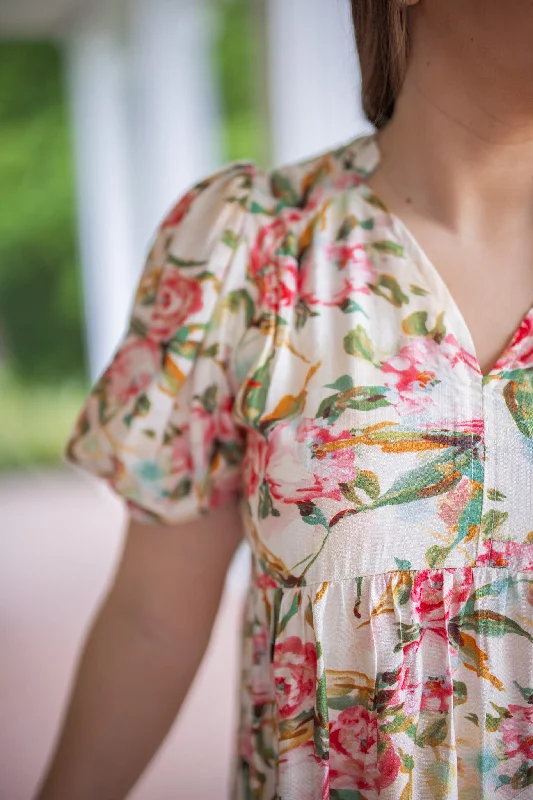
[266,0,372,166]
[65,0,221,381]
[66,3,136,380]
[126,0,221,262]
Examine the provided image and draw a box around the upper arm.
[107,502,246,638]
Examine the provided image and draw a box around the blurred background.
[0,0,369,797]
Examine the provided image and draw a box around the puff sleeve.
[66,163,261,525]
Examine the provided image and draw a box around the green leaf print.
[480,508,508,540]
[514,679,533,704]
[339,481,364,506]
[326,375,355,393]
[393,623,421,653]
[425,545,450,569]
[198,384,218,414]
[359,218,375,230]
[123,393,151,427]
[381,713,413,735]
[277,593,301,636]
[336,214,359,240]
[484,702,512,733]
[415,716,448,748]
[258,477,280,519]
[398,749,415,773]
[402,311,429,336]
[368,274,410,307]
[343,325,375,361]
[330,791,365,800]
[134,392,151,415]
[509,763,533,791]
[369,240,405,257]
[295,298,320,331]
[487,487,506,502]
[369,451,464,510]
[503,373,533,439]
[201,343,219,359]
[269,171,300,206]
[167,255,208,268]
[217,439,245,467]
[410,283,429,296]
[226,288,255,327]
[338,297,368,316]
[460,610,533,642]
[221,228,240,250]
[168,333,200,362]
[241,353,274,428]
[327,695,361,712]
[298,502,329,528]
[363,190,388,212]
[395,558,412,571]
[316,381,390,424]
[167,476,193,501]
[453,680,468,706]
[129,316,148,338]
[313,672,329,759]
[249,200,267,215]
[278,230,299,258]
[355,469,381,500]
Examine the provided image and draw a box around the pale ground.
[0,469,251,800]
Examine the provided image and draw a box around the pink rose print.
[278,741,330,800]
[381,333,481,415]
[242,431,268,498]
[250,211,302,312]
[493,308,533,370]
[251,622,274,706]
[170,427,194,475]
[160,188,196,229]
[501,705,533,760]
[206,469,241,509]
[437,476,473,529]
[104,337,159,413]
[330,705,400,792]
[511,311,533,347]
[299,241,377,308]
[420,673,453,713]
[192,393,238,454]
[377,745,402,791]
[256,572,279,591]
[265,419,358,505]
[476,539,533,571]
[410,569,473,642]
[273,635,317,720]
[150,268,204,341]
[238,723,255,766]
[326,241,372,273]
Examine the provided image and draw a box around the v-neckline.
[352,132,533,382]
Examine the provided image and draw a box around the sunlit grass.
[0,368,87,470]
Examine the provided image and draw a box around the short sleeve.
[66,162,262,525]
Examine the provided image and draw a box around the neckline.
[350,131,533,381]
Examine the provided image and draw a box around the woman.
[37,1,533,797]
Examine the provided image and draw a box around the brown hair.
[351,1,410,129]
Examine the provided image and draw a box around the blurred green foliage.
[0,0,260,469]
[215,0,266,164]
[0,41,84,383]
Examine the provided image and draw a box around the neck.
[375,48,533,236]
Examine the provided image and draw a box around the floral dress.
[67,133,533,799]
